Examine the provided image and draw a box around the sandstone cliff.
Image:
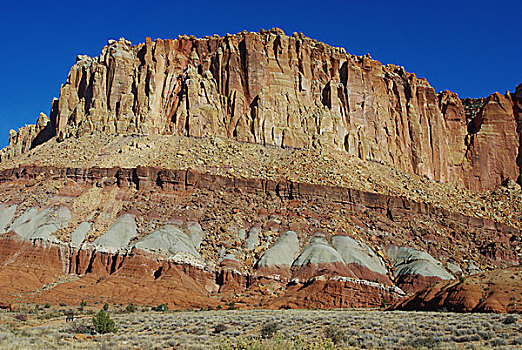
[2,29,521,190]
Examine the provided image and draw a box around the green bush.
[80,300,87,308]
[125,302,137,313]
[102,303,109,311]
[213,323,227,334]
[261,322,280,339]
[92,309,117,334]
[152,303,168,312]
[44,302,51,309]
[324,325,347,345]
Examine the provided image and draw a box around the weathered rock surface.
[1,113,54,161]
[392,266,522,313]
[387,245,454,293]
[70,221,91,246]
[292,234,356,280]
[0,204,16,232]
[255,230,299,280]
[245,225,261,250]
[0,164,517,310]
[331,235,391,285]
[134,223,201,258]
[2,30,521,191]
[93,213,137,252]
[8,206,71,242]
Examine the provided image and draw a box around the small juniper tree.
[125,302,137,313]
[92,309,117,334]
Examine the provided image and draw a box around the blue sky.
[1,0,520,147]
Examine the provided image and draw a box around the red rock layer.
[0,165,518,241]
[267,279,400,309]
[2,30,521,190]
[394,273,448,295]
[392,266,522,313]
[0,234,215,308]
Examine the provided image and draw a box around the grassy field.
[0,307,520,349]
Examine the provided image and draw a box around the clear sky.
[1,0,521,147]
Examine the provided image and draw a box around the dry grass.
[0,308,520,349]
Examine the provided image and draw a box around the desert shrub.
[226,302,236,310]
[502,315,517,325]
[68,320,93,334]
[219,333,335,350]
[102,303,109,311]
[489,337,507,346]
[512,337,522,345]
[92,309,117,334]
[477,330,494,340]
[213,323,227,334]
[125,302,137,313]
[323,325,347,345]
[418,336,439,348]
[44,302,51,308]
[152,303,168,312]
[80,300,87,308]
[14,314,27,322]
[260,322,280,339]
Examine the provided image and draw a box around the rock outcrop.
[0,163,518,310]
[134,223,202,258]
[387,245,454,293]
[392,266,522,313]
[331,235,391,285]
[7,206,71,242]
[255,230,299,280]
[291,234,356,281]
[93,213,137,253]
[0,30,520,312]
[1,30,521,191]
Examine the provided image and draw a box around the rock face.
[392,266,522,313]
[93,213,137,252]
[0,31,520,311]
[2,30,521,191]
[0,165,518,310]
[255,230,299,280]
[134,223,202,258]
[1,113,54,161]
[292,234,356,281]
[7,206,71,242]
[331,235,391,285]
[387,245,454,293]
